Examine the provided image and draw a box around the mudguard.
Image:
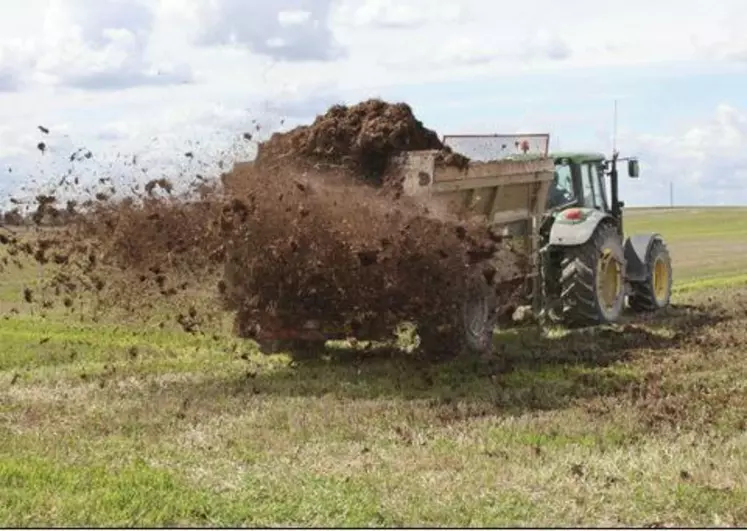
[548,208,615,247]
[624,233,663,282]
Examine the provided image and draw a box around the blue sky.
[2,0,747,208]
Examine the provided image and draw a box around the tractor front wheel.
[560,223,626,327]
[628,239,672,312]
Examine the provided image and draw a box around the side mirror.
[628,159,640,178]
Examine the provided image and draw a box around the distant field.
[1,207,747,527]
[625,206,747,292]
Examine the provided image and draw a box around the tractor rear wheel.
[628,239,672,312]
[560,223,626,327]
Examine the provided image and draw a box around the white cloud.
[0,54,24,91]
[524,30,571,61]
[0,126,33,159]
[376,27,572,73]
[336,0,464,28]
[0,0,193,91]
[278,10,312,27]
[96,121,132,141]
[622,104,747,205]
[183,0,344,62]
[687,1,747,64]
[0,37,38,91]
[3,0,745,95]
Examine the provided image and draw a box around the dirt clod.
[253,98,468,184]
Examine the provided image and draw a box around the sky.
[1,0,747,207]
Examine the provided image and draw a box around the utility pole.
[669,181,674,208]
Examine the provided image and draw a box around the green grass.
[2,207,747,526]
[625,206,747,285]
[625,206,747,242]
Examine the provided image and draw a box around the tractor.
[420,133,675,354]
[535,150,673,328]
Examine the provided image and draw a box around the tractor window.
[589,163,608,210]
[579,163,607,211]
[548,162,576,208]
[579,164,595,207]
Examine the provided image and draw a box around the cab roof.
[551,152,607,164]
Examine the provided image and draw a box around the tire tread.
[560,223,623,327]
[629,239,671,312]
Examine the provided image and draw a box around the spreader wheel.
[460,270,499,355]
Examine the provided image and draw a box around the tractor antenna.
[612,99,618,156]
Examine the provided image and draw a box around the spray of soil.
[217,99,525,349]
[220,161,525,346]
[1,99,527,356]
[252,99,469,184]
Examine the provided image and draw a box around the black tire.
[461,270,499,355]
[539,250,564,326]
[560,223,626,327]
[417,268,499,358]
[629,239,672,312]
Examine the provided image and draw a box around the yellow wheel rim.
[653,256,669,301]
[597,249,622,310]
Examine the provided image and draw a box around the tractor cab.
[546,152,640,220]
[548,153,608,212]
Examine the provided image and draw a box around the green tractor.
[535,151,673,327]
[399,138,675,354]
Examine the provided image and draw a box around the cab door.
[579,162,610,213]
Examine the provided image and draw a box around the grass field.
[1,207,747,526]
[625,207,747,291]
